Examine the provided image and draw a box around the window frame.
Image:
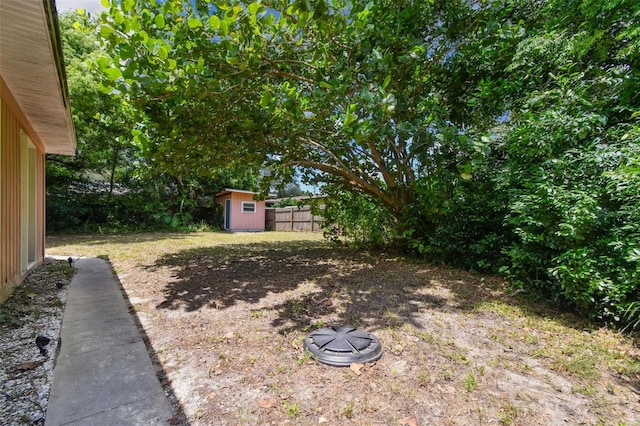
[241,201,257,214]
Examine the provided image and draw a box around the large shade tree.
[92,0,640,325]
[94,0,502,226]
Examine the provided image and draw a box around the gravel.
[0,258,73,425]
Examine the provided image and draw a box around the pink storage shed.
[215,189,266,232]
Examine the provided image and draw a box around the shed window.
[242,201,256,213]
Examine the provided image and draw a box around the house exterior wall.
[1,2,76,305]
[0,89,46,302]
[219,191,266,231]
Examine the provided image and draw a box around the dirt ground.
[46,232,640,425]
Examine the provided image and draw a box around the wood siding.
[1,2,75,304]
[1,94,46,302]
[218,192,266,231]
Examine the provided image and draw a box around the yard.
[46,232,639,425]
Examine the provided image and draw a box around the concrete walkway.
[45,257,175,426]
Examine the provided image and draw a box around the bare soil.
[46,232,640,425]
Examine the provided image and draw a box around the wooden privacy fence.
[265,206,325,232]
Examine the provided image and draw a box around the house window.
[242,201,256,213]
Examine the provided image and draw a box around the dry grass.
[46,231,640,425]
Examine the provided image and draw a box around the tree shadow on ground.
[149,241,332,311]
[104,255,190,425]
[148,240,517,334]
[145,241,638,412]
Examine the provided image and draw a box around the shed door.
[225,199,231,230]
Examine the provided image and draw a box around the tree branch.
[266,69,315,84]
[285,159,396,211]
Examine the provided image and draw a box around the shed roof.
[0,0,76,155]
[215,188,261,197]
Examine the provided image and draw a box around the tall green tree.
[92,0,640,325]
[94,0,497,225]
[49,11,262,232]
[47,11,139,230]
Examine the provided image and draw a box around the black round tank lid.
[303,326,383,366]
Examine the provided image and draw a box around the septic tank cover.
[303,326,383,366]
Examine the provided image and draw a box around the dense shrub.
[320,191,397,249]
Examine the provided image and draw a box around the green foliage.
[623,302,640,332]
[83,0,640,328]
[276,181,304,199]
[320,190,396,250]
[270,198,298,208]
[91,0,497,225]
[394,0,639,325]
[48,11,262,233]
[423,172,511,272]
[491,0,640,324]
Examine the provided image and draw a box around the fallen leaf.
[167,417,181,425]
[350,363,364,375]
[258,397,278,409]
[208,392,217,399]
[399,417,418,426]
[15,361,41,371]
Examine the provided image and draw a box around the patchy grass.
[46,231,640,425]
[475,300,640,379]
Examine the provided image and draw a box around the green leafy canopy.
[89,0,640,327]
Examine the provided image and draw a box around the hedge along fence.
[265,205,325,232]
